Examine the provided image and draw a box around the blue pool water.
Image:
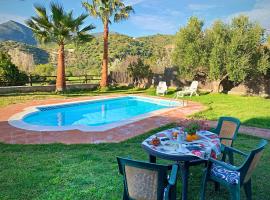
[23,96,179,128]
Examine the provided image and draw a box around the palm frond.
[50,2,64,27]
[26,2,95,45]
[114,5,134,22]
[79,24,96,33]
[82,1,99,18]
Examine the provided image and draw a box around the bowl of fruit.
[150,137,161,146]
[184,122,200,142]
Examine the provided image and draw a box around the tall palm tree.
[82,0,134,87]
[26,3,95,91]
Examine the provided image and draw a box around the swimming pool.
[9,96,183,132]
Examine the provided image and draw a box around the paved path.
[0,94,269,144]
[206,121,270,140]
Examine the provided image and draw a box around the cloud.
[130,14,177,34]
[225,0,270,30]
[0,13,27,25]
[188,3,217,11]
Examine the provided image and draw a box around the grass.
[0,86,270,129]
[185,93,270,129]
[0,125,269,200]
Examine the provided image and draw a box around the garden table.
[141,127,221,200]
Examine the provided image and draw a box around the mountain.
[0,31,174,74]
[0,20,37,45]
[0,41,48,72]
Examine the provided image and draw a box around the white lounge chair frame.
[176,81,199,97]
[156,81,168,96]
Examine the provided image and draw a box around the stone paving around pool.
[0,94,269,144]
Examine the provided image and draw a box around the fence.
[0,74,101,87]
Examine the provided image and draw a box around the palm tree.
[82,0,134,87]
[26,3,95,92]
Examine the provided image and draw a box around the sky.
[0,0,269,37]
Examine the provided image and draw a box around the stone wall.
[0,84,98,94]
[110,70,270,97]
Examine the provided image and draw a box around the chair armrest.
[168,164,178,186]
[223,146,248,157]
[209,158,238,171]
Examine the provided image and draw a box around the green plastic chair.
[200,139,268,200]
[212,116,241,164]
[117,157,178,200]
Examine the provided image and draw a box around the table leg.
[180,161,190,200]
[149,155,156,163]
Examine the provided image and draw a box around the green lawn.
[186,93,270,129]
[0,125,269,200]
[1,87,270,129]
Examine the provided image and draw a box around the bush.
[0,51,28,86]
[33,64,55,76]
[127,58,153,88]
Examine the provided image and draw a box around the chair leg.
[170,184,177,200]
[214,181,220,191]
[200,169,208,200]
[230,185,240,200]
[244,180,252,200]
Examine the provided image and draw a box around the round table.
[141,127,221,200]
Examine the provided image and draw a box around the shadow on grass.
[243,117,270,129]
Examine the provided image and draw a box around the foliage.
[26,2,95,91]
[173,15,270,86]
[82,0,134,24]
[62,33,174,75]
[0,51,28,86]
[178,119,210,133]
[26,3,95,45]
[172,17,208,79]
[33,64,55,76]
[225,16,269,83]
[208,21,230,81]
[82,0,134,87]
[184,121,200,134]
[127,58,152,86]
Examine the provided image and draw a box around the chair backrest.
[158,81,167,89]
[189,81,198,91]
[117,157,170,200]
[216,117,241,146]
[240,140,268,184]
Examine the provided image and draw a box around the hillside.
[0,20,36,45]
[0,32,175,74]
[0,41,48,72]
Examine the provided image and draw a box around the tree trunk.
[56,43,66,92]
[212,80,221,93]
[100,21,109,88]
[212,74,228,93]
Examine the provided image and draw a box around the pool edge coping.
[8,95,186,132]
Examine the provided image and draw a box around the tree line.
[173,16,270,92]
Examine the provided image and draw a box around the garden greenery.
[173,15,270,90]
[0,51,28,86]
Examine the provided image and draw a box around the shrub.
[0,51,28,86]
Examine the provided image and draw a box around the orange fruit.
[192,134,199,140]
[172,131,178,138]
[186,134,193,142]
